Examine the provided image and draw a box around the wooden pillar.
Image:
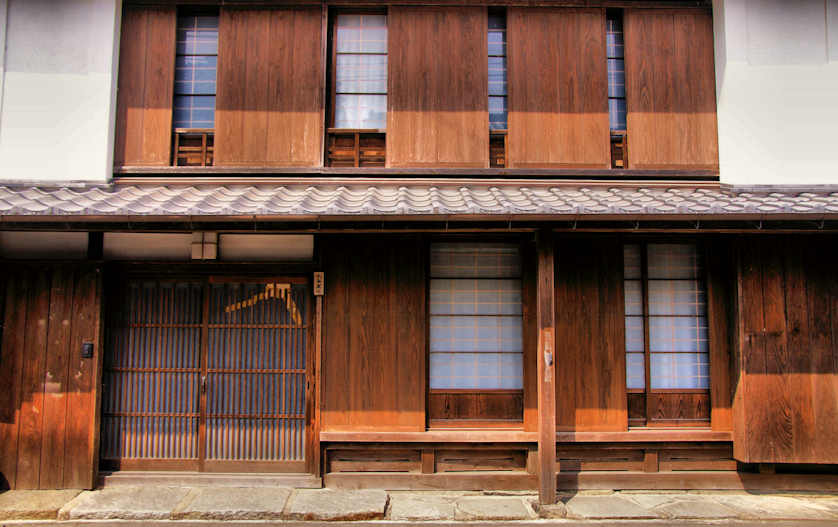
[536,230,557,504]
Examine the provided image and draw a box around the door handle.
[201,375,207,394]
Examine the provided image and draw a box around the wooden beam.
[536,229,556,504]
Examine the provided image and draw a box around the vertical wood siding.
[388,7,488,168]
[114,7,176,166]
[554,238,627,431]
[734,236,838,464]
[507,8,609,169]
[215,8,323,167]
[0,266,103,490]
[321,236,426,431]
[624,9,718,169]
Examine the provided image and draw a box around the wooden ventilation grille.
[327,130,386,167]
[101,278,309,472]
[173,129,214,167]
[610,131,628,169]
[490,131,507,168]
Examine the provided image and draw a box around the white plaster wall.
[0,0,120,183]
[715,0,838,186]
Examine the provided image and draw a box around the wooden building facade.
[1,0,837,503]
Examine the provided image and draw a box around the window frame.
[488,8,508,168]
[623,239,712,428]
[606,8,628,169]
[425,236,530,429]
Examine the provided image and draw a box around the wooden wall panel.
[215,8,323,166]
[0,266,103,490]
[507,8,609,169]
[388,7,488,167]
[706,239,734,432]
[624,9,718,169]
[114,7,176,166]
[321,236,426,431]
[734,236,838,464]
[554,238,626,431]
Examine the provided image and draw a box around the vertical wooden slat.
[0,269,30,490]
[706,239,734,432]
[507,8,609,168]
[15,269,52,489]
[536,230,557,505]
[624,8,718,169]
[114,6,176,166]
[388,7,488,167]
[39,268,76,489]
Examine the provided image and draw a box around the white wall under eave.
[714,0,838,186]
[0,0,121,183]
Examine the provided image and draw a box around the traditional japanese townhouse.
[1,0,837,504]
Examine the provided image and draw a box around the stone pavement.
[0,487,837,524]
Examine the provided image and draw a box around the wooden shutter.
[215,8,323,167]
[554,238,626,431]
[624,9,718,169]
[507,8,609,169]
[388,7,488,168]
[114,7,176,167]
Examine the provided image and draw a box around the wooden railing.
[490,130,507,168]
[611,130,628,169]
[172,128,214,167]
[326,129,386,167]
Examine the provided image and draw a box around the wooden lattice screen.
[101,278,309,472]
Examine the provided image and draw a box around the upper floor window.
[488,13,507,131]
[333,14,388,129]
[173,14,218,129]
[607,10,628,168]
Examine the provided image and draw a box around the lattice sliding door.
[204,281,309,471]
[102,281,204,470]
[102,278,310,472]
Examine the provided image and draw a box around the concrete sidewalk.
[1,487,838,524]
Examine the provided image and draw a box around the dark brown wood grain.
[647,392,710,425]
[321,236,426,431]
[215,8,324,166]
[554,237,627,431]
[706,239,734,431]
[624,9,718,169]
[388,7,488,167]
[428,392,523,421]
[114,6,176,166]
[734,235,838,464]
[536,229,557,504]
[507,8,609,168]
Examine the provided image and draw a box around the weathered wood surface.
[624,9,718,169]
[706,238,734,431]
[554,237,627,431]
[734,235,838,463]
[507,8,609,168]
[0,266,103,490]
[114,6,176,166]
[215,7,323,166]
[388,7,488,168]
[536,230,557,504]
[321,236,426,431]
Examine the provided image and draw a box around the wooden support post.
[421,449,435,474]
[313,272,324,480]
[536,230,557,505]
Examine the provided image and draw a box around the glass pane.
[606,16,624,58]
[626,352,645,389]
[336,54,388,94]
[608,58,625,98]
[625,315,644,352]
[431,243,520,278]
[430,352,523,389]
[334,94,387,129]
[647,243,702,279]
[489,97,508,130]
[176,16,219,55]
[488,57,507,96]
[650,352,709,389]
[488,14,506,30]
[175,56,217,95]
[648,280,706,316]
[609,99,627,131]
[430,279,522,316]
[431,315,522,353]
[488,30,506,56]
[173,95,216,128]
[623,244,641,279]
[337,14,387,53]
[649,316,709,353]
[624,280,643,316]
